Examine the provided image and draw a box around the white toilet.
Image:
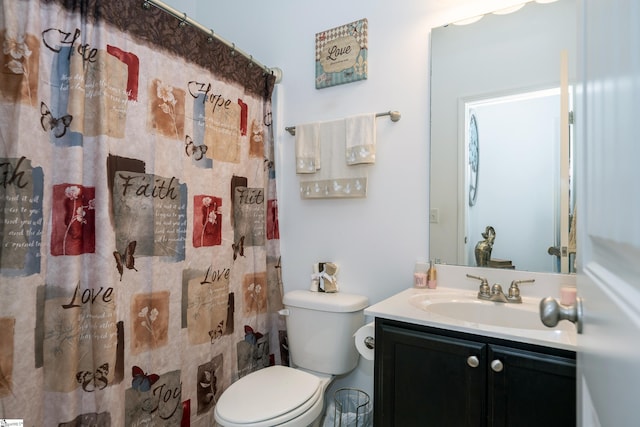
[214,290,369,427]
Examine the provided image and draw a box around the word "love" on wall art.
[315,18,368,89]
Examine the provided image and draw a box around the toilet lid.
[215,365,321,425]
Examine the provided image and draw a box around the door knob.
[490,359,503,372]
[547,246,567,257]
[467,355,479,368]
[539,296,583,334]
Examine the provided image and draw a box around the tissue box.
[310,262,339,293]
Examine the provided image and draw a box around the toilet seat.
[214,365,324,427]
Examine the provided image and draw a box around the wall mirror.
[429,0,576,273]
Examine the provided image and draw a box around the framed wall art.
[315,18,368,89]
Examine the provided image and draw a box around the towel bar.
[285,110,401,136]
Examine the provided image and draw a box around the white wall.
[164,0,529,403]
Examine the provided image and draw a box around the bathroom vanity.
[365,269,577,427]
[374,319,575,426]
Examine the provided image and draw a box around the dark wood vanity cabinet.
[374,319,576,427]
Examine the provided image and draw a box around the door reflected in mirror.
[463,88,574,273]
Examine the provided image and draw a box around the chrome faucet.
[466,275,535,304]
[487,283,509,303]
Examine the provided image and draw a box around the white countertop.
[365,285,577,351]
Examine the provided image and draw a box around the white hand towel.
[299,119,368,198]
[295,122,320,174]
[345,113,376,165]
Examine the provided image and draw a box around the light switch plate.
[429,208,439,223]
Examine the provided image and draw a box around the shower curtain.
[0,0,285,425]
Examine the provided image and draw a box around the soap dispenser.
[427,259,437,289]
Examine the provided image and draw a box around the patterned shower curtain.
[0,0,285,425]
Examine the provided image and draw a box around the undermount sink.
[409,293,574,332]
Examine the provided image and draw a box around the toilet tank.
[282,290,369,375]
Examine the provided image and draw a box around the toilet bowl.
[214,366,332,427]
[214,290,369,427]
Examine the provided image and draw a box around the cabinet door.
[487,344,576,427]
[375,321,487,427]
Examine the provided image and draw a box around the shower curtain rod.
[284,110,401,136]
[142,0,282,83]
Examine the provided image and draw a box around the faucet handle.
[507,279,535,303]
[466,274,490,298]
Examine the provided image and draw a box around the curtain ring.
[207,29,215,43]
[179,13,188,28]
[142,1,150,9]
[230,43,236,56]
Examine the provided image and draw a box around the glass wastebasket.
[333,388,372,427]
